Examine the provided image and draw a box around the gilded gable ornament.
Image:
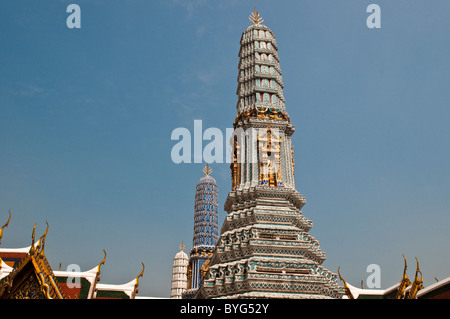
[10,273,44,299]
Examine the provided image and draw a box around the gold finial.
[203,163,213,176]
[29,223,37,255]
[0,210,12,246]
[97,249,107,274]
[249,9,264,25]
[133,262,145,298]
[179,241,185,251]
[395,254,412,299]
[135,263,145,287]
[38,221,49,256]
[406,257,423,299]
[338,266,354,299]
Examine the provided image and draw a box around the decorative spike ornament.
[249,9,264,25]
[0,210,11,246]
[202,163,213,176]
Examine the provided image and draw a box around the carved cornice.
[224,186,306,212]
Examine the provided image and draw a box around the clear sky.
[1,1,449,297]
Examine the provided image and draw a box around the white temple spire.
[170,243,188,299]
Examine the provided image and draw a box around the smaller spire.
[202,164,213,176]
[249,9,264,25]
[179,241,185,251]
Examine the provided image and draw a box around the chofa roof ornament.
[0,210,11,246]
[338,266,354,299]
[395,254,412,299]
[97,249,107,275]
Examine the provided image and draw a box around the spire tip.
[202,164,213,176]
[249,9,264,25]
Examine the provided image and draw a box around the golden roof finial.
[135,263,145,287]
[338,266,354,299]
[203,163,213,176]
[395,254,412,299]
[97,249,107,274]
[406,257,423,299]
[133,262,145,298]
[29,223,37,255]
[38,221,50,256]
[249,9,264,25]
[0,210,12,246]
[179,241,185,251]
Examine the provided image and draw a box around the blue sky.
[1,1,449,297]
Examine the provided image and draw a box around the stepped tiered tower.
[183,164,219,298]
[195,11,343,299]
[170,243,189,299]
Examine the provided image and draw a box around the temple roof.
[53,251,106,299]
[0,246,32,270]
[417,276,450,299]
[343,282,399,299]
[0,211,148,299]
[94,263,144,299]
[0,223,67,299]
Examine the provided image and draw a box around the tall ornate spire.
[196,12,343,299]
[170,244,188,299]
[231,11,293,191]
[182,166,219,298]
[235,13,287,117]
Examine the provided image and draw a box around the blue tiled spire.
[193,165,219,248]
[185,164,219,295]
